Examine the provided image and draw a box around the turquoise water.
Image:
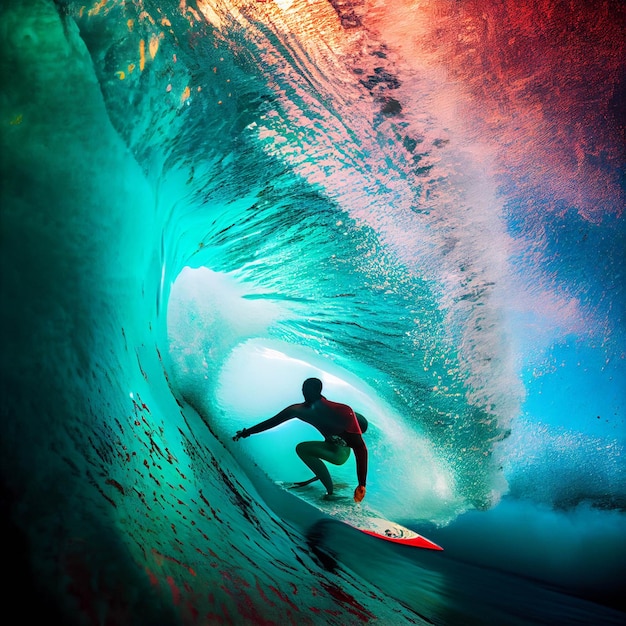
[1,0,624,624]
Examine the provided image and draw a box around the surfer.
[233,378,368,502]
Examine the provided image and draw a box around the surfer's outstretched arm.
[233,406,297,441]
[343,432,368,502]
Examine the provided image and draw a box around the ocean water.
[1,0,625,624]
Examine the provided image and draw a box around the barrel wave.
[1,0,624,624]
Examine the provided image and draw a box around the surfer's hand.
[233,428,249,441]
[354,485,366,503]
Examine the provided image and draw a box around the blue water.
[1,0,625,624]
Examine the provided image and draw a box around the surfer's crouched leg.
[296,440,350,496]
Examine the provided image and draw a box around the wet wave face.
[1,0,624,624]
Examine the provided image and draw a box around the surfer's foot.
[291,477,320,488]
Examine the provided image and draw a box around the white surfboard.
[277,481,443,550]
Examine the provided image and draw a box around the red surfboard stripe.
[358,528,444,550]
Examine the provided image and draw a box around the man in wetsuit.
[233,377,368,502]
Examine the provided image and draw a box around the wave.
[1,0,624,623]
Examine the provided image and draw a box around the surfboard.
[277,481,443,551]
